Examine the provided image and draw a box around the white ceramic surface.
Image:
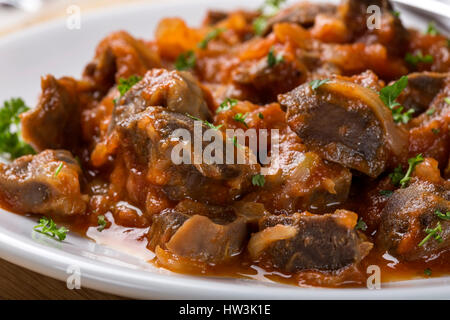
[0,0,449,299]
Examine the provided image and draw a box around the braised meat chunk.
[20,75,83,152]
[377,179,450,261]
[116,106,259,205]
[248,210,372,272]
[279,79,408,177]
[0,150,87,217]
[148,200,247,264]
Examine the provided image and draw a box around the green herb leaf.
[379,190,393,197]
[432,128,440,135]
[33,217,68,241]
[418,221,443,247]
[0,98,35,159]
[426,107,435,116]
[117,75,142,97]
[444,97,450,105]
[175,50,196,71]
[405,51,433,67]
[186,114,223,130]
[253,16,268,36]
[54,162,64,177]
[379,76,413,124]
[355,218,367,231]
[233,113,249,127]
[389,165,404,186]
[97,215,107,232]
[391,10,400,17]
[258,112,264,119]
[424,268,432,276]
[252,174,265,187]
[399,154,424,188]
[309,79,330,90]
[267,47,284,67]
[435,210,450,221]
[216,98,238,113]
[425,21,439,36]
[198,28,225,49]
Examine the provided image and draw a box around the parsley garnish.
[34,217,68,241]
[424,268,432,276]
[444,97,450,105]
[426,107,435,116]
[309,79,330,90]
[355,218,368,231]
[405,51,433,67]
[175,50,196,71]
[418,221,443,247]
[435,210,450,221]
[258,112,264,119]
[54,162,64,177]
[267,47,284,67]
[379,76,414,124]
[0,98,35,159]
[186,114,222,130]
[252,174,265,187]
[216,98,238,113]
[117,75,142,97]
[389,165,404,186]
[391,11,400,17]
[233,113,249,127]
[425,21,439,36]
[432,128,440,135]
[97,215,107,232]
[198,28,225,49]
[253,0,286,35]
[379,190,393,197]
[399,154,424,188]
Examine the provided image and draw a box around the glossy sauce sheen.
[1,0,450,288]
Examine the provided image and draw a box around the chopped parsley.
[309,79,330,90]
[117,75,142,97]
[389,165,404,186]
[267,47,284,67]
[216,98,238,113]
[444,97,450,105]
[379,190,393,197]
[425,21,439,36]
[233,113,249,127]
[426,107,436,116]
[405,51,433,67]
[97,215,107,232]
[435,210,450,221]
[399,154,424,188]
[175,50,196,71]
[33,217,68,241]
[0,98,35,159]
[258,112,264,119]
[418,221,443,247]
[379,76,414,124]
[432,128,440,135]
[424,268,432,276]
[54,162,64,177]
[252,174,265,187]
[391,10,400,18]
[355,218,368,231]
[186,114,223,130]
[198,28,225,49]
[253,0,286,35]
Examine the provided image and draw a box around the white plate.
[0,0,449,299]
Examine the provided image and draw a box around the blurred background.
[1,0,449,37]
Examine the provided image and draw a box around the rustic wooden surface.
[0,258,124,300]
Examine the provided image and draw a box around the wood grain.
[0,258,124,300]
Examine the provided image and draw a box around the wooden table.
[0,258,123,300]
